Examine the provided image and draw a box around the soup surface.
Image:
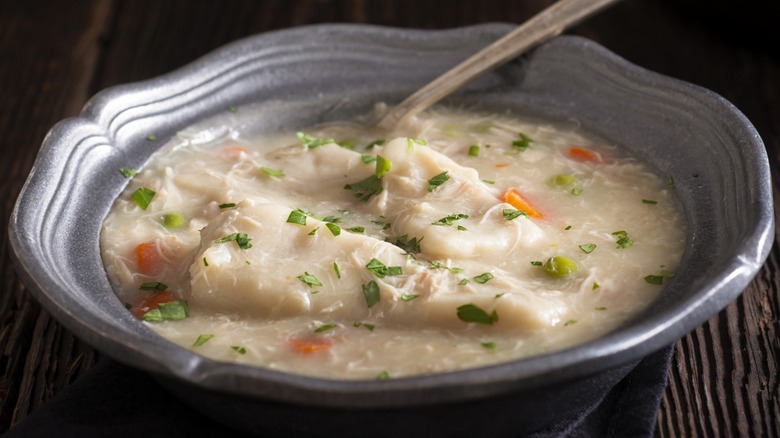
[101,107,685,379]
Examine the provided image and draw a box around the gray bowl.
[8,24,773,436]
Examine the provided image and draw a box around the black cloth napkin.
[3,346,673,437]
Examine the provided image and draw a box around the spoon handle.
[376,0,622,130]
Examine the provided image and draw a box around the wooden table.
[1,1,778,435]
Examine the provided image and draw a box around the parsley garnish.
[119,167,137,178]
[456,304,498,325]
[595,306,607,311]
[146,135,157,142]
[429,260,463,273]
[579,243,597,254]
[143,301,189,322]
[333,262,341,279]
[261,167,285,178]
[361,154,377,163]
[297,272,322,288]
[346,226,365,233]
[564,320,577,326]
[481,341,497,351]
[376,371,390,380]
[512,133,533,151]
[502,209,527,221]
[667,176,675,188]
[642,199,658,204]
[473,272,494,284]
[482,179,495,184]
[375,155,392,178]
[644,275,664,285]
[344,175,383,201]
[193,334,214,347]
[362,280,380,308]
[468,145,480,157]
[131,187,155,210]
[215,232,253,249]
[315,323,338,333]
[571,188,583,196]
[401,294,419,301]
[297,132,334,148]
[390,235,423,254]
[365,139,386,149]
[427,171,450,192]
[432,213,468,226]
[203,257,208,267]
[219,202,237,209]
[530,261,543,266]
[287,209,308,225]
[308,227,319,236]
[564,225,572,230]
[366,258,402,278]
[231,346,246,354]
[228,106,238,113]
[325,222,341,236]
[407,137,427,149]
[612,230,633,249]
[458,278,469,285]
[139,282,168,292]
[353,321,376,331]
[593,282,600,290]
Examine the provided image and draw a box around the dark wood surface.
[1,0,778,435]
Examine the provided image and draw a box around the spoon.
[316,0,621,135]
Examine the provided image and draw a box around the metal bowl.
[8,24,773,436]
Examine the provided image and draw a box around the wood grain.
[0,0,778,435]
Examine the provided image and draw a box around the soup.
[101,107,685,379]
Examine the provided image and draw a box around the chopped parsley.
[612,230,633,249]
[473,272,494,284]
[346,226,365,234]
[286,209,308,225]
[296,131,334,148]
[429,260,464,273]
[375,155,392,178]
[193,334,214,347]
[314,323,338,333]
[457,225,468,231]
[468,145,480,157]
[231,346,247,354]
[228,106,238,113]
[131,187,155,210]
[564,320,577,326]
[344,175,383,201]
[401,294,419,301]
[119,167,137,178]
[564,225,572,230]
[139,282,167,292]
[644,275,664,285]
[407,137,427,149]
[431,213,468,226]
[579,243,597,254]
[458,278,470,285]
[641,199,658,204]
[366,258,402,278]
[362,280,380,308]
[512,132,533,151]
[390,235,423,254]
[660,269,676,278]
[376,371,390,380]
[595,306,607,311]
[143,301,189,322]
[353,322,375,331]
[427,171,450,192]
[571,188,583,196]
[481,341,497,351]
[593,282,600,290]
[502,209,527,221]
[219,202,237,209]
[333,262,341,279]
[365,139,386,149]
[456,304,498,325]
[297,272,322,288]
[260,166,285,178]
[530,261,543,266]
[203,257,208,267]
[482,179,495,185]
[325,222,341,236]
[146,134,157,141]
[667,176,675,188]
[308,227,319,236]
[215,232,253,249]
[361,154,377,163]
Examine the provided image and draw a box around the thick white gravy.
[101,108,685,379]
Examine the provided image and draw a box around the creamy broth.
[101,108,685,379]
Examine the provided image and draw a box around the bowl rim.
[8,23,774,408]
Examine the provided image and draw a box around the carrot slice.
[495,163,511,168]
[568,146,603,163]
[288,337,332,355]
[135,241,164,276]
[131,291,176,319]
[502,188,544,219]
[221,145,247,159]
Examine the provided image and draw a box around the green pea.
[160,212,186,229]
[550,174,577,188]
[543,256,578,278]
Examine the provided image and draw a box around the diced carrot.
[567,146,603,163]
[131,291,176,319]
[221,145,247,159]
[495,163,511,168]
[288,337,332,355]
[135,241,164,276]
[502,188,544,219]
